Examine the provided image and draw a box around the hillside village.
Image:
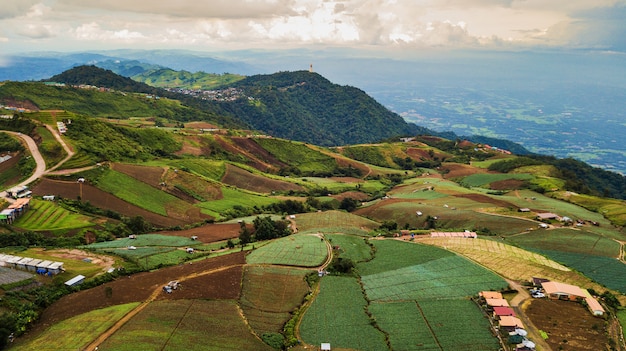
[0,69,625,351]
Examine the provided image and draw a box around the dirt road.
[0,131,46,201]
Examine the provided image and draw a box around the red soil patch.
[453,193,516,208]
[156,265,242,300]
[525,299,609,351]
[222,164,304,194]
[457,140,474,148]
[37,252,247,329]
[406,147,434,160]
[229,137,287,172]
[441,163,488,179]
[31,179,186,228]
[111,163,165,187]
[156,223,244,243]
[175,135,207,156]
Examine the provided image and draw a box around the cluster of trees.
[238,216,291,244]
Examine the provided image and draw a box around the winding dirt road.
[0,131,47,201]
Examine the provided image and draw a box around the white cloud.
[0,0,41,20]
[0,0,624,52]
[16,24,55,39]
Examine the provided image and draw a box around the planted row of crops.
[533,249,626,293]
[15,199,93,231]
[300,238,504,350]
[246,234,328,267]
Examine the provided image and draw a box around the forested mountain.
[218,71,427,146]
[5,65,623,199]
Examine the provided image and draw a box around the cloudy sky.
[1,0,625,54]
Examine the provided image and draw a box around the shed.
[499,315,524,331]
[321,343,331,351]
[16,257,34,270]
[541,281,587,301]
[585,296,605,316]
[536,212,559,220]
[47,261,64,275]
[25,259,43,272]
[485,298,510,308]
[493,306,516,318]
[5,255,21,268]
[480,291,503,299]
[65,275,85,287]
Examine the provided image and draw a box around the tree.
[339,197,359,212]
[238,222,252,245]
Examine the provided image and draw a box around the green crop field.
[418,299,499,350]
[369,301,441,351]
[97,169,190,216]
[240,266,310,334]
[11,303,139,351]
[86,234,198,249]
[295,210,380,233]
[162,158,226,181]
[370,299,499,351]
[357,240,455,276]
[99,300,274,351]
[14,199,94,231]
[56,151,96,170]
[326,234,373,262]
[299,276,388,351]
[532,249,626,293]
[459,173,533,187]
[254,138,337,173]
[246,234,328,267]
[195,187,279,219]
[508,228,620,257]
[361,255,508,300]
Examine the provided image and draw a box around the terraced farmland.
[13,199,94,232]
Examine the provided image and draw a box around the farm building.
[47,261,64,274]
[531,277,550,287]
[65,275,85,287]
[430,231,477,238]
[536,212,559,221]
[6,185,29,199]
[0,208,16,223]
[493,306,516,319]
[541,281,587,301]
[2,255,22,268]
[9,198,31,211]
[585,296,605,316]
[321,343,331,351]
[541,280,605,316]
[498,315,524,332]
[485,298,510,308]
[480,291,503,299]
[16,257,34,270]
[25,259,43,272]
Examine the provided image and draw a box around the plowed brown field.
[525,298,609,351]
[221,164,304,193]
[156,223,244,243]
[37,252,247,329]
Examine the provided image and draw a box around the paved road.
[0,131,47,202]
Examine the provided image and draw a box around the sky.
[1,0,625,55]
